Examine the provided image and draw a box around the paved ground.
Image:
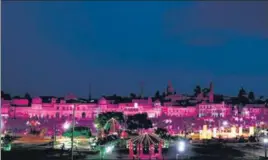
[2,142,262,160]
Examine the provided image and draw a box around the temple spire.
[209,82,214,103]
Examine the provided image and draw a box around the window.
[56,112,60,118]
[82,112,86,118]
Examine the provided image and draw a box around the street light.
[264,138,268,158]
[63,122,70,130]
[178,141,185,152]
[105,145,114,153]
[176,140,187,160]
[71,104,76,160]
[222,121,228,127]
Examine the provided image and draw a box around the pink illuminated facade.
[1,96,268,121]
[1,82,268,133]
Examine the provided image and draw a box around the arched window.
[56,112,60,118]
[82,112,86,118]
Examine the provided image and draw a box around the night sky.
[2,2,268,98]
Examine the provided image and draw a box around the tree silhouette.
[202,88,210,97]
[194,85,202,96]
[248,91,255,102]
[129,93,136,99]
[238,88,249,105]
[24,92,31,99]
[238,87,247,98]
[162,92,166,98]
[154,90,160,99]
[13,96,20,99]
[155,128,168,139]
[94,112,124,129]
[126,113,152,130]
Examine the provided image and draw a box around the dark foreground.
[1,143,262,160]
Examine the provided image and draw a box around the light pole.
[264,138,268,158]
[71,104,76,160]
[176,140,186,160]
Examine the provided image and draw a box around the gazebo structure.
[104,118,121,135]
[128,132,164,160]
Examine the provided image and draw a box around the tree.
[238,87,247,98]
[155,128,168,138]
[202,88,210,97]
[194,85,202,96]
[13,96,20,99]
[63,126,91,138]
[126,113,152,130]
[94,112,125,129]
[238,88,249,105]
[24,92,31,99]
[161,92,166,98]
[154,90,160,99]
[129,93,136,99]
[248,91,255,102]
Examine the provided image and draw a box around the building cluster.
[1,82,268,121]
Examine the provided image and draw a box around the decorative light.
[105,145,114,153]
[63,122,70,130]
[177,141,185,152]
[264,138,268,144]
[134,103,138,108]
[222,121,228,126]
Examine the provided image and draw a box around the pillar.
[239,126,243,136]
[150,144,154,157]
[139,144,143,157]
[128,141,134,158]
[249,126,254,136]
[231,126,237,138]
[158,141,163,158]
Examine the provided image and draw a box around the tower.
[209,82,214,103]
[166,81,174,95]
[88,83,92,100]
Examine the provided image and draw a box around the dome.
[98,97,107,105]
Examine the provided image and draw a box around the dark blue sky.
[2,2,268,98]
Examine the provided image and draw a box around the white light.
[63,122,70,130]
[222,121,228,126]
[178,141,185,152]
[134,103,138,108]
[105,145,114,153]
[264,138,268,144]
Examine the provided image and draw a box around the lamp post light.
[71,104,76,160]
[176,140,187,160]
[222,121,228,127]
[264,138,268,158]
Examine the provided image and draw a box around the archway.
[128,132,164,159]
[82,112,86,118]
[56,112,60,119]
[104,118,121,135]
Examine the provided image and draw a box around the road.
[2,142,262,160]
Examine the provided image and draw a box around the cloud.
[164,2,268,46]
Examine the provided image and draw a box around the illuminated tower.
[166,81,174,95]
[209,82,214,103]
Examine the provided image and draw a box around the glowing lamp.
[105,145,114,153]
[222,121,228,126]
[63,122,70,130]
[177,141,185,152]
[264,138,268,144]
